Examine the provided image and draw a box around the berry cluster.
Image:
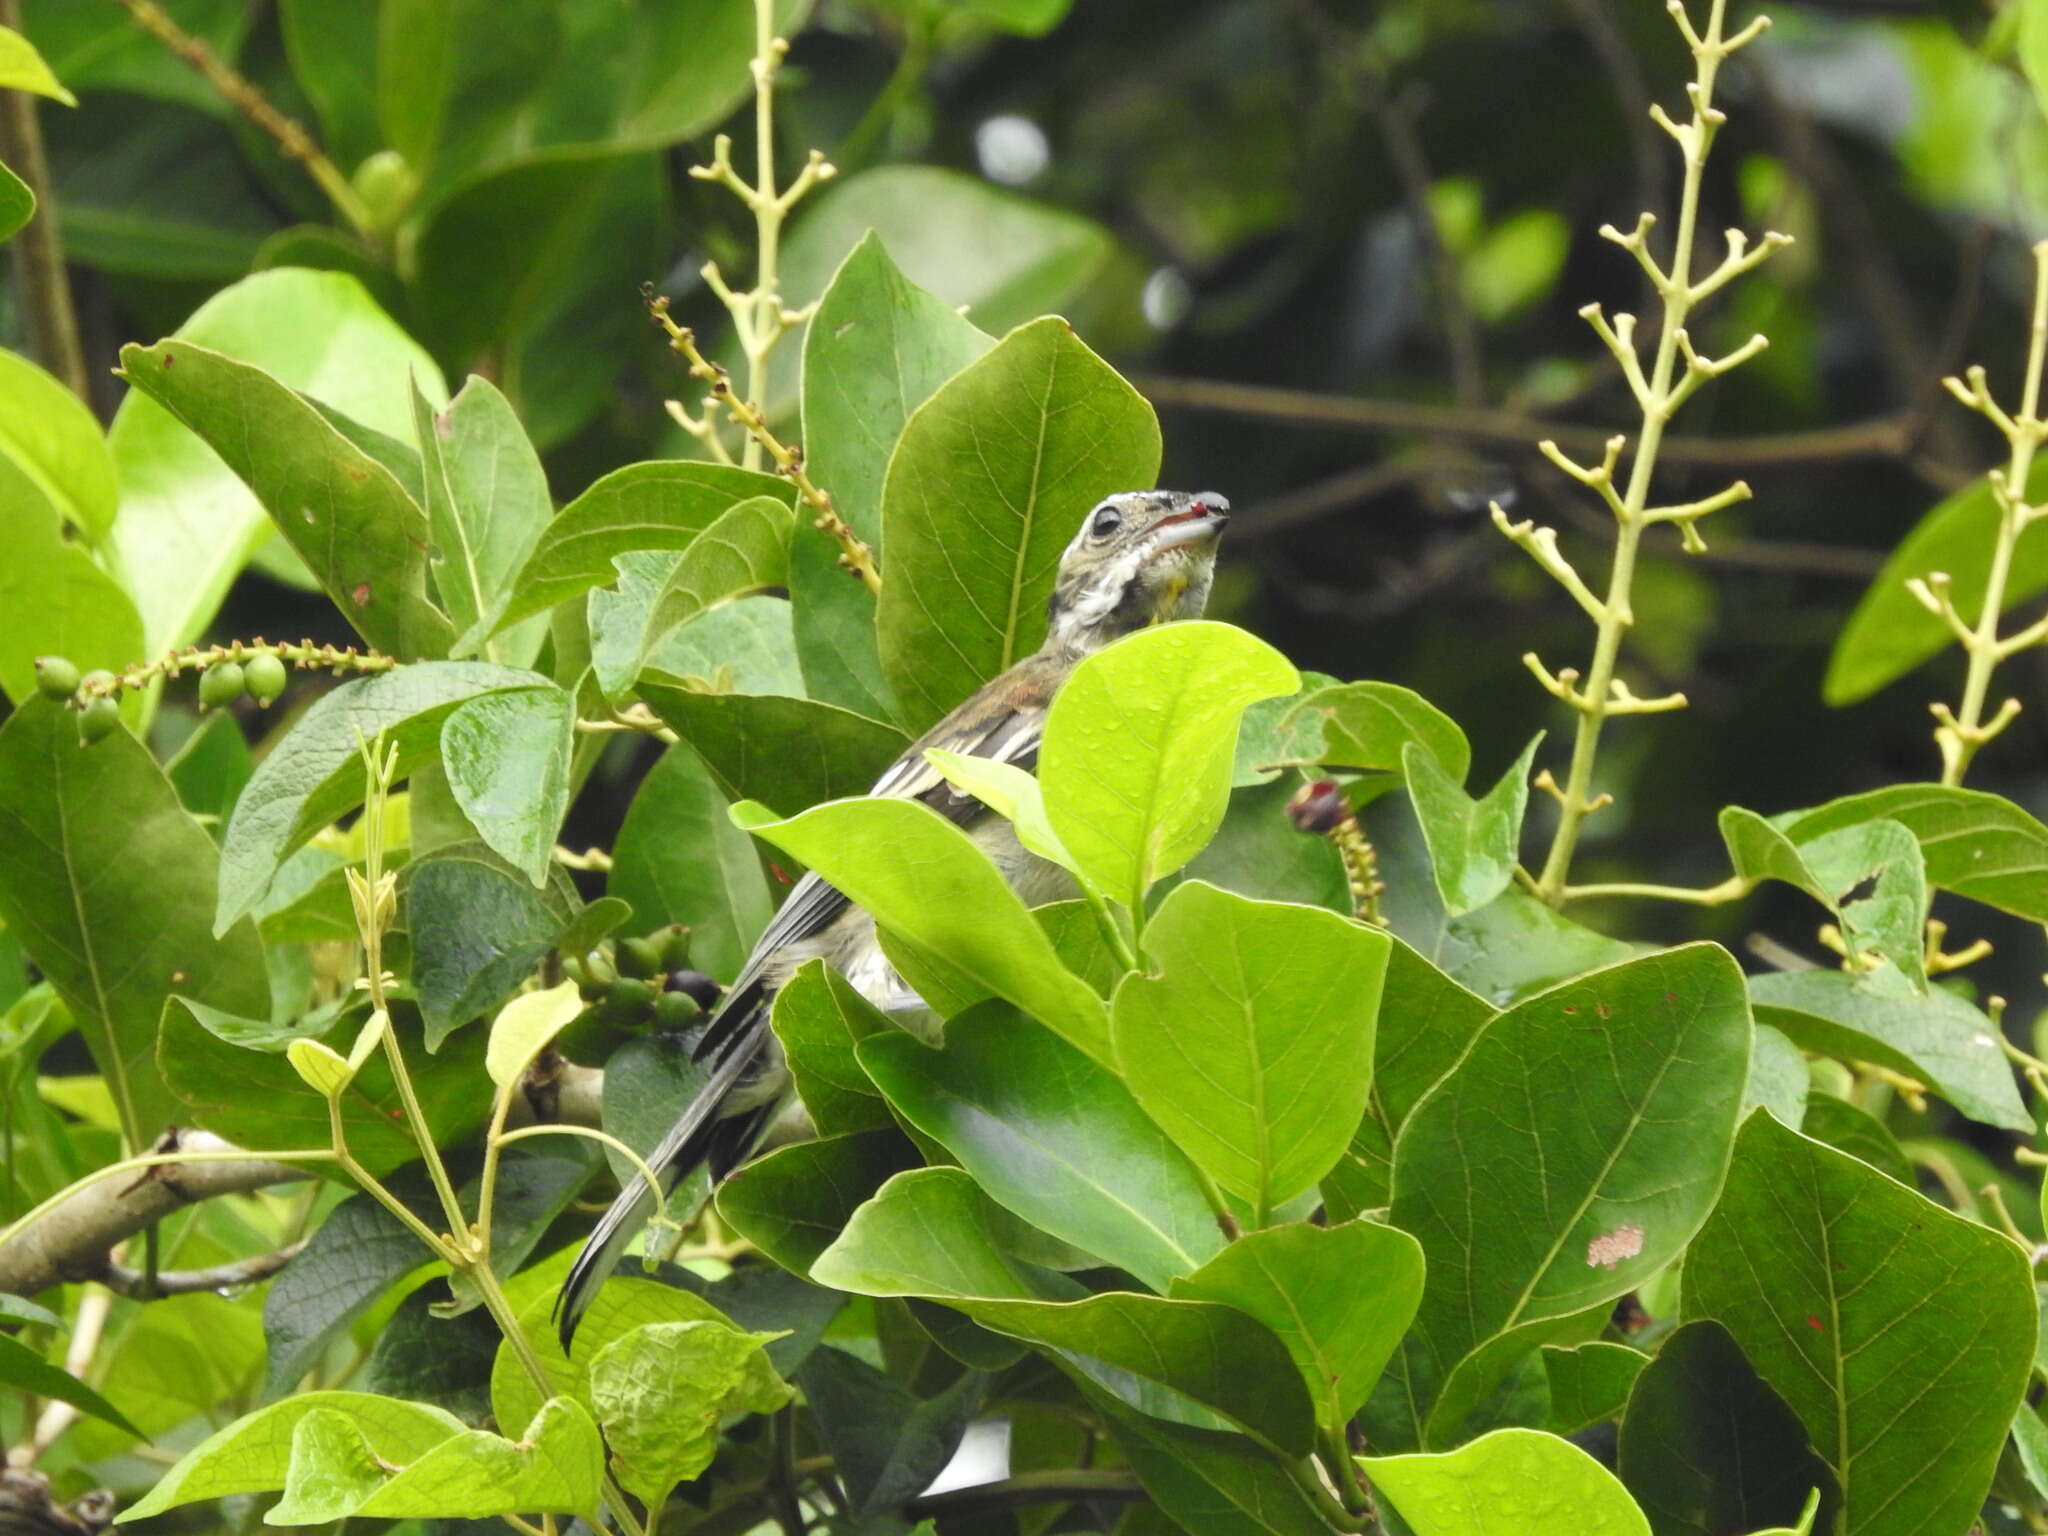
[562,924,723,1034]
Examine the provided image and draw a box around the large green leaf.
[780,167,1115,340]
[0,23,77,102]
[1099,1400,1331,1536]
[1543,1342,1646,1435]
[105,271,446,656]
[799,1347,983,1515]
[638,685,908,816]
[1404,735,1542,916]
[1684,1112,2035,1536]
[412,376,553,667]
[215,662,545,932]
[0,1333,139,1439]
[1324,939,1495,1220]
[718,1130,923,1275]
[1391,944,1750,1442]
[732,798,1109,1057]
[588,1320,790,1507]
[795,232,993,720]
[1275,681,1470,781]
[1825,459,2048,705]
[1171,1221,1422,1435]
[634,495,794,672]
[0,458,143,711]
[0,701,268,1146]
[481,461,793,643]
[440,685,576,886]
[405,842,582,1046]
[812,1167,1314,1454]
[1111,881,1387,1215]
[1616,1319,1835,1536]
[876,315,1161,727]
[1773,783,2048,924]
[1362,1428,1651,1536]
[591,569,802,701]
[608,742,773,984]
[0,348,114,541]
[116,339,452,661]
[859,1003,1226,1291]
[1748,968,2028,1131]
[770,960,895,1137]
[1041,622,1297,910]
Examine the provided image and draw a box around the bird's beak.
[1150,493,1230,552]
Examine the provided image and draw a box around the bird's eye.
[1089,505,1123,538]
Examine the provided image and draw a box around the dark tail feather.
[554,998,771,1347]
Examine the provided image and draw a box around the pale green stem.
[1939,242,2048,785]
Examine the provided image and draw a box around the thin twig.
[100,1241,307,1297]
[103,0,373,237]
[1133,373,1905,467]
[0,0,87,401]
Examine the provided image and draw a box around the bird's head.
[1044,490,1230,653]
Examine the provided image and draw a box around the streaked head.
[1044,490,1230,652]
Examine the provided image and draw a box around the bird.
[557,488,1231,1342]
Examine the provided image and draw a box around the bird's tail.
[554,987,774,1346]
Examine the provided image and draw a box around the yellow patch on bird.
[1150,570,1189,621]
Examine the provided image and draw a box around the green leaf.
[1748,969,2029,1131]
[593,575,802,702]
[1170,1221,1422,1435]
[718,1129,923,1275]
[1772,783,2048,924]
[440,684,575,885]
[485,979,583,1087]
[641,685,909,816]
[481,461,793,642]
[1177,777,1351,912]
[115,338,452,661]
[287,1036,353,1097]
[215,661,545,933]
[858,1003,1226,1291]
[1800,1092,1912,1184]
[332,1397,605,1520]
[1616,1319,1836,1536]
[1403,735,1542,916]
[1041,622,1298,910]
[0,1333,139,1438]
[1431,886,1637,1005]
[635,495,794,672]
[796,232,993,720]
[116,1391,467,1522]
[1362,1427,1652,1536]
[771,959,895,1137]
[1111,881,1387,1214]
[1392,944,1751,1443]
[412,375,553,667]
[1825,457,2048,705]
[0,347,115,542]
[0,25,76,103]
[0,460,143,712]
[1324,939,1495,1220]
[1683,1111,2035,1536]
[733,798,1110,1058]
[877,315,1162,727]
[609,742,773,984]
[813,1167,1314,1454]
[1276,681,1470,781]
[798,1347,982,1515]
[779,166,1115,342]
[0,701,268,1145]
[1097,1398,1332,1536]
[0,159,29,242]
[1744,1023,1810,1128]
[588,1320,791,1507]
[925,749,1083,876]
[1542,1342,1645,1436]
[405,842,582,1047]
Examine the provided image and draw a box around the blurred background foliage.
[9,0,2048,1003]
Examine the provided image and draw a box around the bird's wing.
[692,672,1053,1066]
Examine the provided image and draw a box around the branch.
[904,1470,1147,1519]
[100,1242,306,1297]
[0,0,88,402]
[1132,373,1915,468]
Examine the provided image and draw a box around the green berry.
[600,976,655,1021]
[651,990,701,1031]
[198,661,246,711]
[77,695,121,745]
[244,652,288,706]
[656,923,693,971]
[33,657,79,701]
[617,936,664,980]
[350,149,419,231]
